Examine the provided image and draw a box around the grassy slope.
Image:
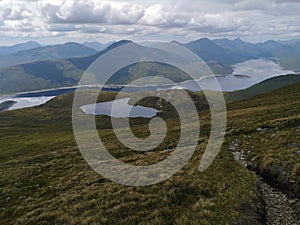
[0,82,299,224]
[226,82,300,197]
[224,74,300,103]
[0,93,261,225]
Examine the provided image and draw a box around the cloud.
[46,24,77,32]
[41,0,144,24]
[0,0,299,44]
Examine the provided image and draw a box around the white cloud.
[140,4,166,26]
[0,0,299,44]
[42,0,144,24]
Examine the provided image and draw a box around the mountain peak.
[197,37,211,42]
[92,40,133,58]
[233,38,244,43]
[24,41,41,45]
[188,38,213,45]
[171,40,182,45]
[63,42,82,46]
[107,40,132,49]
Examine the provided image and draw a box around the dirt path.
[229,140,300,225]
[258,176,299,225]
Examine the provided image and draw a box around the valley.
[1,0,300,223]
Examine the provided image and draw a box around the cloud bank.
[0,0,299,44]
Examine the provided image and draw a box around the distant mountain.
[82,42,106,51]
[213,38,262,58]
[0,40,137,94]
[213,38,287,58]
[258,40,283,51]
[278,39,300,45]
[0,42,97,70]
[0,41,41,56]
[13,42,97,59]
[184,38,247,65]
[213,38,300,71]
[0,40,232,95]
[259,41,300,71]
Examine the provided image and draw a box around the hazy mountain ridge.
[0,38,299,94]
[211,38,300,70]
[0,40,232,94]
[82,41,114,51]
[183,38,248,65]
[0,43,97,70]
[0,41,41,56]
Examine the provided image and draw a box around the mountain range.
[211,38,300,71]
[82,42,112,51]
[0,38,299,94]
[0,42,97,70]
[0,40,233,94]
[0,41,41,56]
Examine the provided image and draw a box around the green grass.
[0,91,262,225]
[0,82,299,224]
[225,82,300,197]
[224,74,300,103]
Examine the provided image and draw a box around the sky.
[0,0,300,45]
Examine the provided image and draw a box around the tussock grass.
[1,82,300,224]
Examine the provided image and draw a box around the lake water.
[215,59,295,91]
[81,98,159,118]
[173,59,295,92]
[0,96,56,111]
[0,59,295,112]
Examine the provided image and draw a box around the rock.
[287,143,300,148]
[246,162,254,170]
[257,125,274,132]
[18,196,27,200]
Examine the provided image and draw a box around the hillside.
[82,42,107,51]
[0,43,97,70]
[266,42,300,71]
[212,38,300,71]
[184,38,247,65]
[213,38,261,58]
[0,41,232,95]
[224,74,300,102]
[226,82,300,197]
[0,41,41,56]
[0,79,299,224]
